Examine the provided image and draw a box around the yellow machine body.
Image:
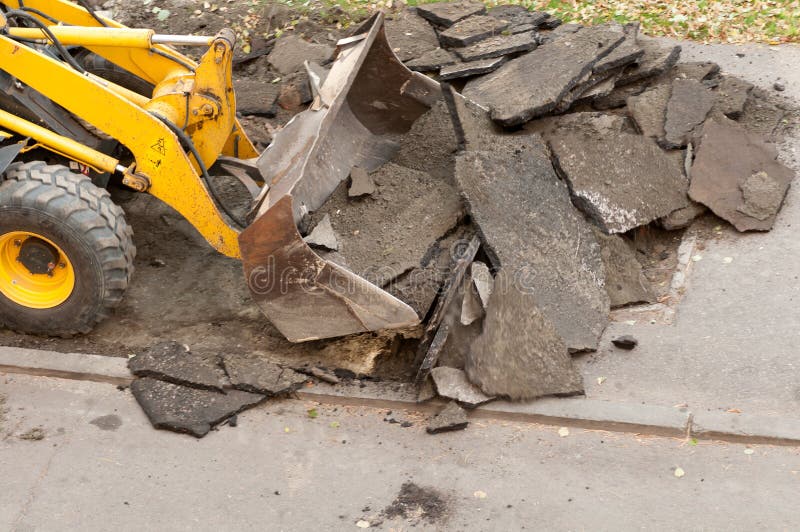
[0,0,258,257]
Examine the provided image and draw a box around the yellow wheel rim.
[0,231,75,309]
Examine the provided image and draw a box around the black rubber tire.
[74,50,155,97]
[0,162,136,336]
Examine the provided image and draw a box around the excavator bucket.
[239,13,441,342]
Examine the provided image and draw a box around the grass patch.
[313,0,800,43]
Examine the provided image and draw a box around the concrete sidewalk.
[579,42,800,418]
[2,373,800,531]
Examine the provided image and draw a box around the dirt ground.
[1,1,798,383]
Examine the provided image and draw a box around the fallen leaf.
[558,427,570,438]
[330,421,340,428]
[727,408,742,414]
[688,438,698,446]
[356,520,371,528]
[307,408,319,419]
[156,8,171,21]
[473,490,487,499]
[674,467,685,478]
[596,376,606,385]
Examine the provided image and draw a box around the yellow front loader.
[0,1,438,339]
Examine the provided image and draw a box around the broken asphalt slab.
[130,377,264,438]
[713,76,754,119]
[348,166,376,197]
[465,269,585,400]
[127,341,228,392]
[689,117,794,231]
[5,345,800,445]
[416,1,486,28]
[385,10,441,63]
[616,37,681,86]
[426,401,469,434]
[303,213,340,251]
[592,24,643,74]
[267,35,333,76]
[404,48,457,72]
[627,83,672,139]
[594,231,655,308]
[453,32,538,62]
[454,134,609,352]
[487,5,549,33]
[430,366,494,407]
[222,355,308,396]
[439,56,506,81]
[548,128,690,234]
[662,79,716,148]
[438,15,509,48]
[462,24,626,126]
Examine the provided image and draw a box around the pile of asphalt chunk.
[382,2,795,237]
[128,341,309,438]
[226,4,796,411]
[370,2,797,405]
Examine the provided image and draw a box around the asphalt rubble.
[127,2,796,438]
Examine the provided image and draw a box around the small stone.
[309,366,340,384]
[439,15,510,48]
[612,335,638,350]
[773,81,786,92]
[439,56,506,81]
[222,355,308,396]
[277,71,312,111]
[659,202,707,230]
[430,366,494,407]
[470,261,493,309]
[426,401,469,434]
[348,167,376,197]
[303,214,339,251]
[416,1,486,28]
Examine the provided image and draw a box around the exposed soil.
[382,481,449,524]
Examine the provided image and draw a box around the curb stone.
[1,345,799,445]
